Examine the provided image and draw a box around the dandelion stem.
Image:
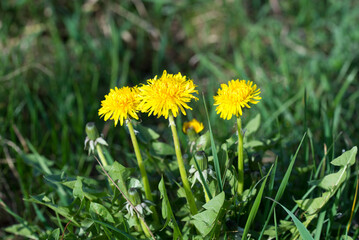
[140,218,152,238]
[127,120,151,199]
[169,113,198,215]
[96,145,108,167]
[237,117,244,195]
[127,120,160,224]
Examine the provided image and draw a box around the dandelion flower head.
[138,70,198,119]
[214,80,261,120]
[98,86,140,126]
[182,119,204,134]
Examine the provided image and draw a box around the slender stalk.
[140,218,152,238]
[127,120,160,224]
[237,117,244,195]
[169,113,198,215]
[127,120,152,200]
[96,145,108,167]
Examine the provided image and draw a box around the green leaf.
[244,140,263,149]
[202,191,225,211]
[192,192,226,236]
[317,168,347,191]
[152,142,175,155]
[128,178,142,189]
[330,146,357,167]
[92,219,136,240]
[49,228,60,240]
[341,236,353,240]
[245,113,261,136]
[26,141,53,175]
[106,161,134,195]
[225,134,237,149]
[295,192,331,215]
[243,164,274,240]
[264,220,295,237]
[193,210,218,234]
[135,123,160,143]
[4,224,39,239]
[73,177,85,200]
[61,177,105,201]
[90,202,115,223]
[22,153,53,175]
[44,173,75,183]
[158,177,183,239]
[196,131,211,151]
[26,194,81,226]
[106,162,133,182]
[268,198,314,240]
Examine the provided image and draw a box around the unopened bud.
[85,122,99,141]
[128,188,141,205]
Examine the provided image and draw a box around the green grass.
[1,0,359,239]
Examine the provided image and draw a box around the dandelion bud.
[128,187,141,205]
[85,122,99,141]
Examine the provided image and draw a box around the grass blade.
[266,197,314,240]
[258,133,306,239]
[263,158,278,218]
[193,153,213,200]
[242,164,274,240]
[202,94,223,192]
[314,210,326,240]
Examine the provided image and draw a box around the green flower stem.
[169,113,198,215]
[96,145,108,167]
[237,117,244,195]
[127,120,152,200]
[140,218,152,238]
[127,120,160,224]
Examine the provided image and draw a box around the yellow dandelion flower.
[138,70,198,119]
[214,80,261,120]
[182,119,204,134]
[98,86,140,126]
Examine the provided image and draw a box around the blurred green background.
[1,0,358,235]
